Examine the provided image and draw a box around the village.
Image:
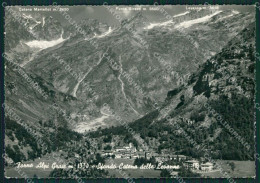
[96,142,215,172]
[61,132,217,175]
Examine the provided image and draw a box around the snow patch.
[96,27,113,38]
[25,37,65,49]
[84,27,113,41]
[22,13,41,24]
[22,13,41,30]
[42,17,45,27]
[175,11,222,29]
[22,13,33,19]
[144,20,173,30]
[173,11,190,18]
[29,21,41,30]
[232,10,239,14]
[25,31,66,49]
[216,10,239,22]
[216,14,234,22]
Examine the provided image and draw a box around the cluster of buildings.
[154,154,187,163]
[100,143,214,172]
[104,143,139,159]
[102,143,188,163]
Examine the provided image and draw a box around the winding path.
[118,55,140,115]
[72,48,109,97]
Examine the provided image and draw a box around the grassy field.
[105,158,162,178]
[200,160,255,178]
[107,168,161,178]
[107,158,135,165]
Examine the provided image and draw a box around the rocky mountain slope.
[155,22,255,160]
[90,22,255,160]
[6,9,254,129]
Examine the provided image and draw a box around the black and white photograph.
[2,3,257,180]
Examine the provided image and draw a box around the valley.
[3,6,256,178]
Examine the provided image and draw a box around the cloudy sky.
[10,5,255,27]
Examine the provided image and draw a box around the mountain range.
[4,8,255,162]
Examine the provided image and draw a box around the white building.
[114,153,122,159]
[172,155,187,161]
[201,162,214,171]
[184,160,200,170]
